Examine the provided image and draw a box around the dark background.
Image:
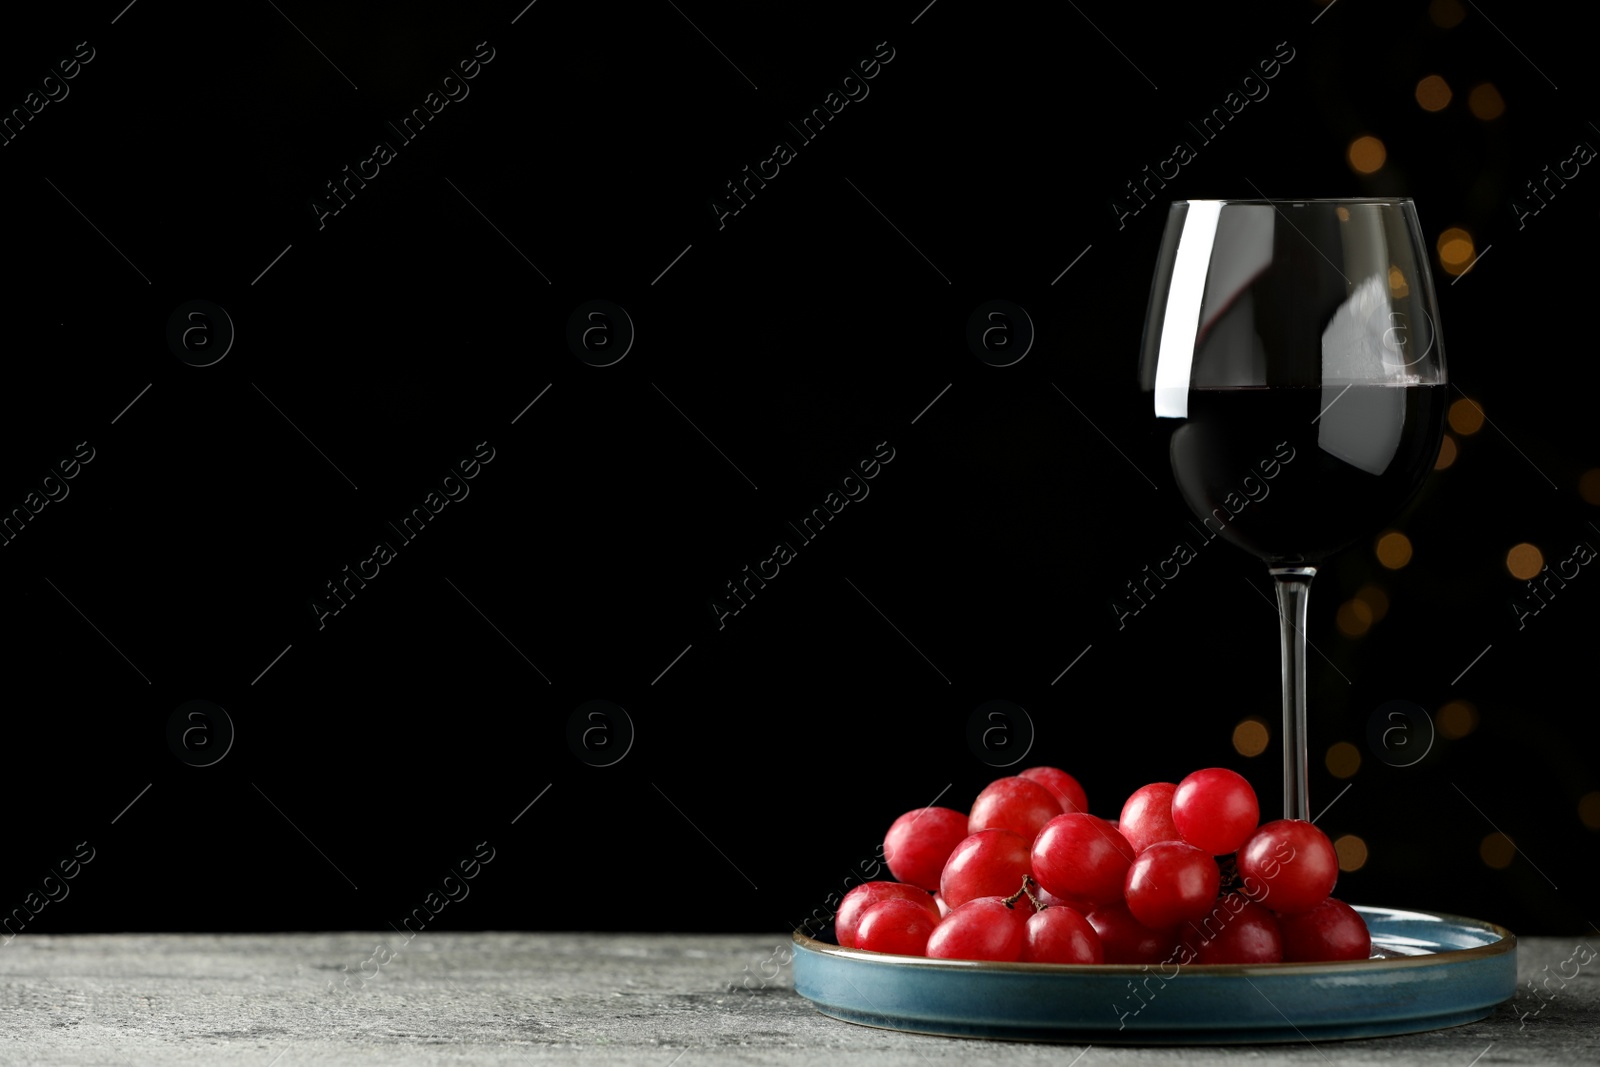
[1,0,1595,941]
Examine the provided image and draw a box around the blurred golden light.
[1388,265,1410,297]
[1579,469,1600,505]
[1448,397,1485,434]
[1357,584,1390,622]
[1579,792,1600,830]
[1437,228,1476,274]
[1435,434,1458,470]
[1376,531,1413,569]
[1429,0,1466,27]
[1336,599,1373,637]
[1325,742,1362,779]
[1348,135,1387,174]
[1480,832,1515,869]
[1334,834,1369,872]
[1469,83,1506,120]
[1233,718,1270,757]
[1506,543,1544,580]
[1437,700,1478,739]
[1415,75,1453,111]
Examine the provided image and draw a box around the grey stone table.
[0,933,1593,1065]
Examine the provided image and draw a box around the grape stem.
[1005,875,1044,912]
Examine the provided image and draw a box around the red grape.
[1031,814,1136,904]
[1123,841,1221,930]
[1021,907,1104,964]
[1171,768,1259,855]
[835,881,940,948]
[1085,902,1178,964]
[1189,894,1282,964]
[926,897,1029,962]
[884,807,972,892]
[1118,782,1181,853]
[940,829,1032,910]
[1278,898,1371,962]
[855,897,939,956]
[1020,766,1088,814]
[1237,820,1338,915]
[969,776,1063,841]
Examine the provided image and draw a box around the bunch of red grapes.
[836,767,1370,965]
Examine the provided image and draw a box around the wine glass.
[1139,197,1447,821]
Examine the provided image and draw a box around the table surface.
[0,933,1592,1065]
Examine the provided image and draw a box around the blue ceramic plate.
[792,905,1515,1044]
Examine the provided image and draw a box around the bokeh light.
[1233,718,1270,757]
[1334,834,1368,872]
[1435,434,1458,469]
[1348,136,1387,174]
[1469,83,1506,120]
[1579,792,1600,830]
[1415,75,1452,111]
[1480,832,1515,869]
[1437,700,1478,739]
[1325,742,1362,778]
[1448,396,1485,434]
[1388,265,1410,297]
[1429,0,1466,27]
[1376,531,1413,569]
[1336,599,1373,637]
[1506,543,1544,580]
[1357,584,1390,622]
[1437,228,1476,274]
[1579,469,1600,505]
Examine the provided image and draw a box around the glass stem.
[1270,566,1316,822]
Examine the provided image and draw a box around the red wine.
[1165,384,1446,564]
